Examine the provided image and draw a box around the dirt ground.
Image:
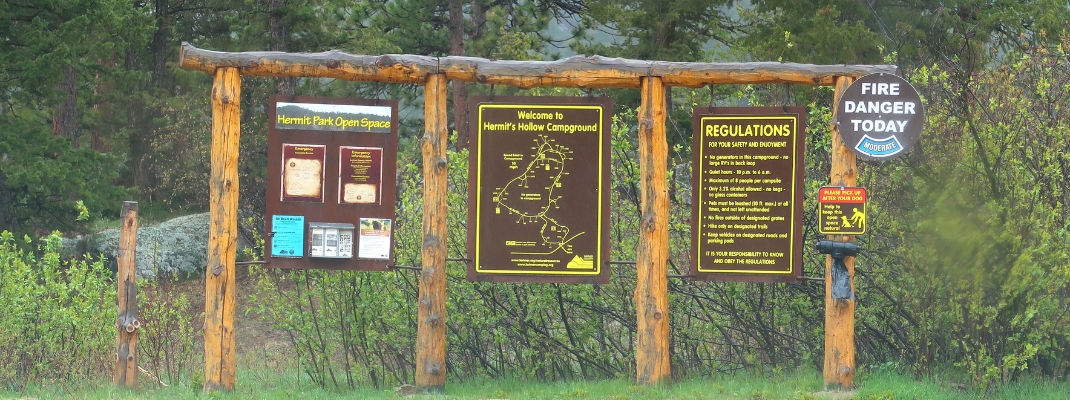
[145,264,296,371]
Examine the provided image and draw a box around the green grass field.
[6,369,1068,399]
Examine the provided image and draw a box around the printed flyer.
[338,146,383,205]
[358,218,392,259]
[281,143,326,202]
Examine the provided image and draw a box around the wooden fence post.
[114,201,140,388]
[635,76,671,385]
[205,67,241,392]
[416,73,448,393]
[824,75,857,390]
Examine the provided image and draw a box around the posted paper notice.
[281,143,326,202]
[271,215,305,257]
[358,218,392,259]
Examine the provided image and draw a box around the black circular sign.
[836,73,924,161]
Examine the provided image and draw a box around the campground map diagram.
[471,101,607,281]
[491,134,584,256]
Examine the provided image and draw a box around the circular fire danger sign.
[836,73,925,161]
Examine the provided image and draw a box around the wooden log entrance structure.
[179,42,895,392]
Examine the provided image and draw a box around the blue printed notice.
[271,215,305,257]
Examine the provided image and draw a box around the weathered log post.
[634,76,671,385]
[416,73,448,393]
[205,67,241,392]
[114,201,140,388]
[824,76,857,390]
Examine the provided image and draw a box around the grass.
[855,371,1070,400]
[5,368,1068,399]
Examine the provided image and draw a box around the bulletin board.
[265,95,398,271]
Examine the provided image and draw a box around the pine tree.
[0,0,151,232]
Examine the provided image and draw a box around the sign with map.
[467,97,611,284]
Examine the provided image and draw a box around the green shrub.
[858,37,1070,388]
[138,276,198,388]
[0,231,116,389]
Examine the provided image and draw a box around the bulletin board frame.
[265,95,399,271]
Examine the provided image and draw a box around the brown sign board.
[690,107,806,283]
[835,73,924,161]
[818,187,867,235]
[467,96,611,284]
[266,95,398,270]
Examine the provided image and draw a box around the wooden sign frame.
[180,42,894,391]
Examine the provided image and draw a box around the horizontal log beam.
[180,43,436,84]
[180,43,897,88]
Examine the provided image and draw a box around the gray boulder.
[82,213,212,278]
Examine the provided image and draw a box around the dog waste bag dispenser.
[309,222,354,259]
[815,240,859,300]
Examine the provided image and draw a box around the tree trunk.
[152,0,169,87]
[267,0,295,95]
[53,65,79,147]
[416,74,448,393]
[125,0,168,192]
[471,1,487,39]
[448,0,469,149]
[179,43,897,88]
[91,57,116,153]
[824,76,857,390]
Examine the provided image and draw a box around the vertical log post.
[824,76,857,390]
[205,67,241,392]
[634,76,671,385]
[114,201,140,388]
[416,73,448,393]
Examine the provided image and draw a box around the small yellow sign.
[818,187,867,235]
